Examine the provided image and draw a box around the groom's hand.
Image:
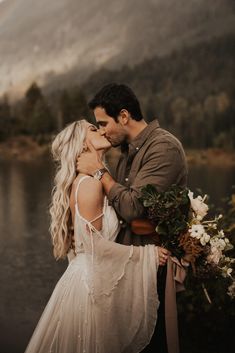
[77,140,116,194]
[76,140,104,175]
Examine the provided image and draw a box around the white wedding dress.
[25,176,160,353]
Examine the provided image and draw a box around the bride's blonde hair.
[49,119,88,260]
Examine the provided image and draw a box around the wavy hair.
[49,119,88,260]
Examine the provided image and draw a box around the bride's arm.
[131,244,169,266]
[76,177,169,266]
[77,177,104,231]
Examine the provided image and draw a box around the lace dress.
[24,176,159,353]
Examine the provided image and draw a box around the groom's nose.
[99,128,106,136]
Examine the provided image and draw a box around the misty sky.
[0,0,234,99]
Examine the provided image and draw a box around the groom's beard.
[120,142,129,153]
[108,134,128,149]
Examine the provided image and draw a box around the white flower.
[189,224,210,246]
[188,191,209,220]
[210,237,227,251]
[227,281,235,299]
[207,246,222,264]
[225,241,234,251]
[218,239,227,250]
[210,238,217,247]
[224,256,235,264]
[218,230,225,237]
[221,266,233,278]
[200,232,210,246]
[196,214,203,221]
[189,224,205,239]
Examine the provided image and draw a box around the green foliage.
[28,99,55,136]
[177,192,235,353]
[84,34,235,149]
[140,184,190,257]
[58,87,89,128]
[0,96,12,141]
[221,194,235,251]
[25,82,43,106]
[18,82,56,135]
[2,83,90,138]
[140,184,235,340]
[2,34,235,149]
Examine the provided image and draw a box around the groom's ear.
[118,109,130,126]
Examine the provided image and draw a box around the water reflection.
[188,164,235,207]
[0,158,66,353]
[0,157,234,353]
[8,162,26,238]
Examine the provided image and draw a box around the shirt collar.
[129,119,160,153]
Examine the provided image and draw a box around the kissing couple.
[25,83,188,353]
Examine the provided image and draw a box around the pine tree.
[0,95,12,141]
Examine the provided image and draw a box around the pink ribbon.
[165,256,187,353]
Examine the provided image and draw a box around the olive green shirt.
[107,119,188,246]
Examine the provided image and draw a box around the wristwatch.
[93,168,108,180]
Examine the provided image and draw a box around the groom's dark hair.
[88,83,144,122]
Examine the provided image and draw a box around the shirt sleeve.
[107,141,187,223]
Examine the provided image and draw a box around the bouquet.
[139,184,235,300]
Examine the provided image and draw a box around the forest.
[0,34,234,150]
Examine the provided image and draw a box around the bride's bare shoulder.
[74,175,103,204]
[73,176,104,223]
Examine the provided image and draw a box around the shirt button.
[125,177,129,182]
[136,147,139,150]
[119,220,123,224]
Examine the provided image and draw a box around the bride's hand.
[156,246,171,266]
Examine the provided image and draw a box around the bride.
[24,119,170,353]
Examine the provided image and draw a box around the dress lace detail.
[24,176,159,353]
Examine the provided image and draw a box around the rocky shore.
[0,136,50,161]
[0,136,235,166]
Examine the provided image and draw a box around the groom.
[76,83,188,353]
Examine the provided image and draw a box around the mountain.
[0,0,235,98]
[82,34,235,103]
[81,34,235,149]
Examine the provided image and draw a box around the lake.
[0,156,234,353]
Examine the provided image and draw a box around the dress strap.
[89,213,104,223]
[75,175,92,204]
[74,175,104,223]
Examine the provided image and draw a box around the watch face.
[97,170,102,179]
[94,168,107,180]
[94,170,102,180]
